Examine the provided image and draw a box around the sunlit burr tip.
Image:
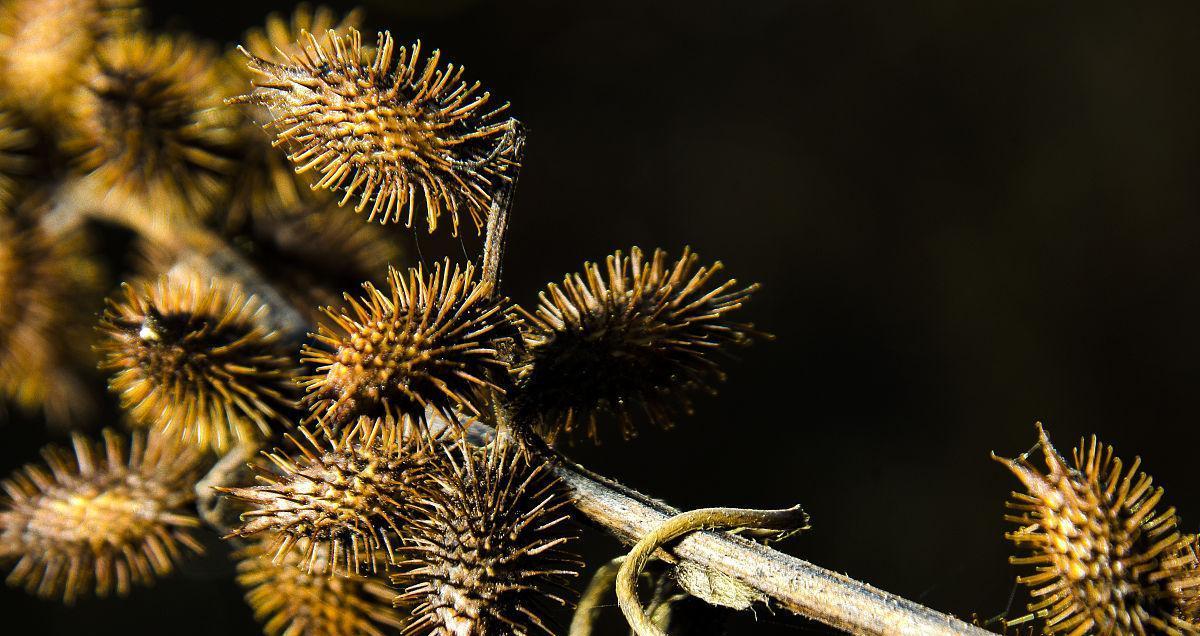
[224,4,365,227]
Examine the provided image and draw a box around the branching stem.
[616,506,808,636]
[456,416,992,636]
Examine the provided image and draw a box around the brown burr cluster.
[0,2,795,635]
[997,424,1200,635]
[0,429,203,603]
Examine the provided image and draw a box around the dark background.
[5,0,1200,634]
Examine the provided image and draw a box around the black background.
[4,1,1200,634]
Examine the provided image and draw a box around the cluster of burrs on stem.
[0,3,770,635]
[4,3,1182,636]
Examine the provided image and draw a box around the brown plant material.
[301,260,514,433]
[97,269,300,452]
[0,108,34,208]
[222,418,436,576]
[227,202,403,324]
[996,424,1200,635]
[0,205,102,423]
[223,4,364,228]
[239,3,365,67]
[0,429,204,603]
[0,0,140,123]
[236,535,406,636]
[66,32,240,224]
[512,246,764,443]
[231,27,516,235]
[392,435,581,636]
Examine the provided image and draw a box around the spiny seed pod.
[0,207,102,423]
[231,28,516,235]
[301,260,513,432]
[97,269,299,452]
[996,424,1200,635]
[0,108,34,207]
[512,246,763,443]
[0,429,204,603]
[0,0,140,123]
[228,203,404,325]
[66,32,240,224]
[393,435,580,635]
[224,4,364,228]
[222,418,436,575]
[236,535,405,636]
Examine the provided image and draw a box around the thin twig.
[195,443,261,536]
[480,119,526,289]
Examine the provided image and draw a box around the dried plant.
[222,4,364,228]
[0,200,101,423]
[392,435,580,635]
[512,247,763,442]
[97,269,300,451]
[222,419,435,575]
[0,0,140,124]
[227,203,403,324]
[0,108,33,207]
[231,28,515,233]
[1,4,1189,636]
[236,535,405,636]
[995,425,1200,635]
[300,260,513,432]
[65,32,240,223]
[0,429,203,603]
